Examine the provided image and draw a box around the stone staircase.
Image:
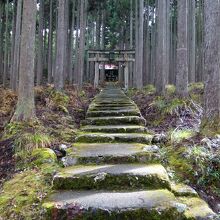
[44,84,217,220]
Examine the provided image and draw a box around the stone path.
[44,84,217,219]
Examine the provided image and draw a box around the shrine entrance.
[87,50,135,89]
[103,63,118,82]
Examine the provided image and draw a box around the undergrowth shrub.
[3,122,52,153]
[187,146,220,188]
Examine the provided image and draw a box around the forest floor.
[128,83,220,213]
[0,85,98,186]
[0,83,219,219]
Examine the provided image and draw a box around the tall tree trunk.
[74,0,80,84]
[11,0,22,91]
[137,0,144,88]
[12,0,37,121]
[100,6,106,83]
[96,6,101,49]
[203,0,220,126]
[176,0,188,97]
[69,0,76,84]
[3,0,9,87]
[36,0,44,85]
[129,0,133,87]
[10,0,17,89]
[188,0,196,83]
[155,0,168,94]
[0,1,4,83]
[64,0,69,81]
[48,0,53,84]
[54,0,66,90]
[196,0,204,82]
[77,0,87,87]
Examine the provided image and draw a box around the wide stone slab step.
[53,164,171,190]
[82,116,146,126]
[81,125,147,133]
[43,190,217,220]
[94,99,130,102]
[75,133,153,144]
[89,104,136,110]
[87,109,141,117]
[64,143,162,165]
[89,106,138,111]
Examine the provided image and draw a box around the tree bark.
[9,0,17,89]
[12,0,37,121]
[11,0,22,91]
[48,0,53,84]
[74,0,80,84]
[176,0,188,97]
[36,0,44,85]
[188,0,196,83]
[203,0,220,124]
[129,0,133,87]
[69,0,76,84]
[54,0,66,90]
[77,0,87,87]
[3,0,9,87]
[155,0,168,94]
[0,1,4,83]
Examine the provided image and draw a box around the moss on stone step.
[81,125,147,133]
[43,189,217,220]
[63,143,161,166]
[75,133,153,144]
[53,164,171,191]
[87,109,140,117]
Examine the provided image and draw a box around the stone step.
[63,143,161,165]
[89,106,138,111]
[43,190,216,220]
[83,116,146,126]
[81,125,146,133]
[87,109,141,117]
[89,104,136,110]
[75,133,153,144]
[53,164,171,190]
[95,97,129,101]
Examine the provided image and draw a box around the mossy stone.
[31,148,57,166]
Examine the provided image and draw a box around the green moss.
[166,145,193,178]
[201,116,220,136]
[31,148,57,166]
[53,164,171,191]
[188,82,204,93]
[49,90,69,108]
[127,85,156,97]
[165,84,176,95]
[0,163,59,220]
[171,129,196,143]
[180,197,216,219]
[143,85,156,95]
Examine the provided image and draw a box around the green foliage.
[171,129,196,143]
[166,142,220,197]
[15,133,52,152]
[165,85,176,96]
[150,97,186,115]
[48,90,69,113]
[188,82,204,94]
[187,146,220,187]
[3,121,52,153]
[127,85,156,97]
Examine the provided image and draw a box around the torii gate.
[87,50,135,89]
